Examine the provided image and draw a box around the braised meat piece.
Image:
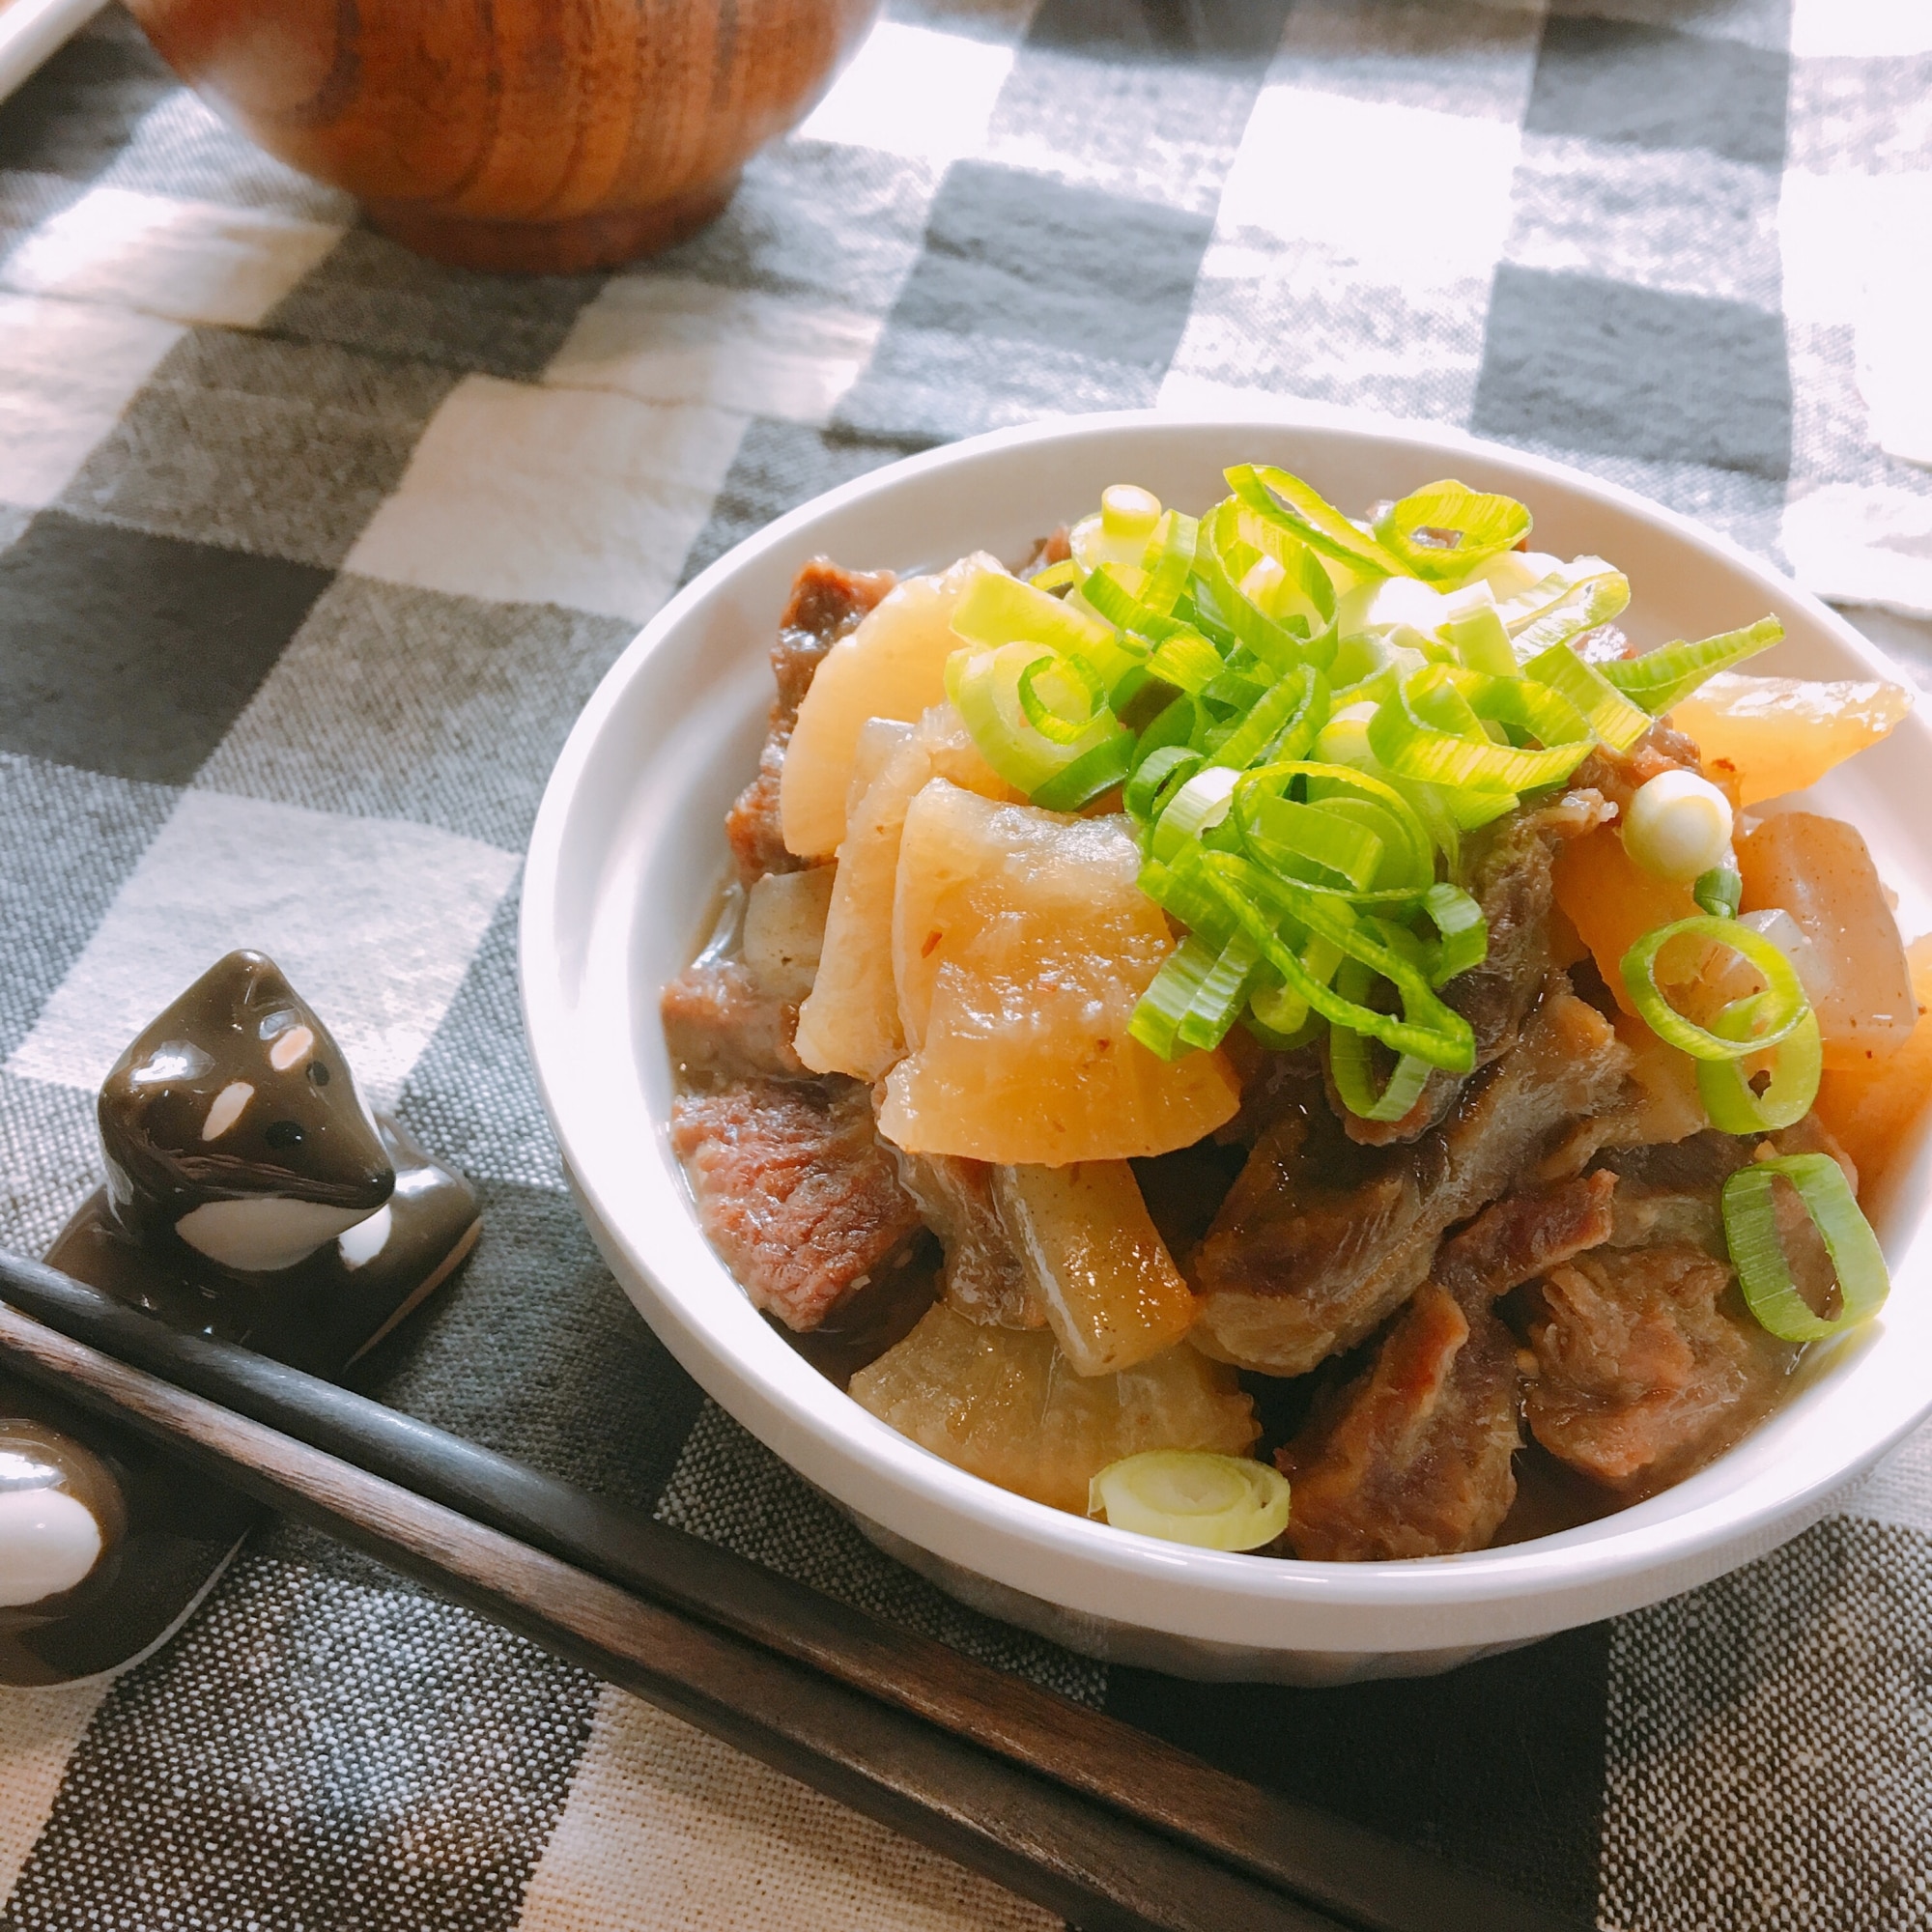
[893,1151,1041,1328]
[1569,722,1703,817]
[724,559,895,881]
[1595,1117,1859,1255]
[1193,979,1632,1376]
[671,1078,924,1331]
[1525,1242,1799,1492]
[662,954,805,1085]
[1596,1130,1752,1254]
[1282,1173,1617,1561]
[1332,786,1613,1147]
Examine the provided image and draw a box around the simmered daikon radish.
[781,553,1004,859]
[992,1161,1198,1376]
[793,707,1012,1080]
[848,1302,1257,1515]
[1551,825,1701,1017]
[1816,936,1932,1192]
[1738,811,1916,1071]
[1673,672,1910,807]
[879,780,1240,1164]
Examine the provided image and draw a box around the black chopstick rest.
[1,951,480,1686]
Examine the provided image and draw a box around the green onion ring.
[1693,867,1744,920]
[1017,651,1107,745]
[1697,1004,1823,1135]
[1721,1152,1889,1343]
[1328,962,1435,1121]
[1204,853,1475,1071]
[1620,915,1808,1061]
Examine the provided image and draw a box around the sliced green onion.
[1028,558,1080,592]
[949,641,1121,796]
[1602,616,1784,715]
[1441,602,1518,678]
[1620,915,1808,1062]
[1206,663,1328,772]
[1101,483,1162,546]
[1139,509,1199,616]
[1224,464,1402,579]
[1698,1005,1823,1134]
[1151,766,1240,863]
[1243,1000,1324,1051]
[1202,853,1475,1070]
[1510,568,1631,659]
[1492,558,1622,638]
[1136,694,1198,764]
[1017,651,1106,744]
[1373,480,1532,582]
[1128,936,1218,1058]
[1124,745,1202,827]
[1721,1152,1889,1343]
[1230,507,1341,641]
[1694,867,1744,920]
[1521,640,1653,753]
[1242,761,1435,900]
[1247,933,1344,1042]
[1141,844,1241,952]
[1031,729,1137,811]
[1369,664,1594,793]
[1419,882,1488,985]
[1328,962,1435,1120]
[1242,793,1385,891]
[1177,931,1264,1052]
[1194,501,1311,674]
[951,566,1118,661]
[1147,629,1226,695]
[1088,1450,1290,1551]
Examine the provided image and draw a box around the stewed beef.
[724,559,895,881]
[671,1077,924,1332]
[1524,1241,1799,1492]
[662,953,806,1085]
[1193,978,1633,1376]
[1327,785,1615,1147]
[1282,1172,1617,1561]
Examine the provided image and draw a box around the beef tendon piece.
[1335,788,1613,1148]
[1194,980,1632,1377]
[725,559,895,882]
[895,1151,1041,1329]
[1525,1243,1799,1492]
[662,954,806,1086]
[849,1302,1257,1515]
[671,1077,923,1332]
[1281,1173,1617,1561]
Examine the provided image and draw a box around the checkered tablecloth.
[2,4,1931,1927]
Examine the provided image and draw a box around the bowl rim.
[522,403,1932,1653]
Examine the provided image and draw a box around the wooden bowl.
[124,0,882,272]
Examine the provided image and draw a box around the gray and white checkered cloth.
[2,4,1930,1927]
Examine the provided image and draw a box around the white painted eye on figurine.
[0,1431,124,1609]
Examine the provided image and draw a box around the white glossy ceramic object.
[523,410,1932,1684]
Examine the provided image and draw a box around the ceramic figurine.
[2,952,480,1686]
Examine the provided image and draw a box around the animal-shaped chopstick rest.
[2,952,480,1686]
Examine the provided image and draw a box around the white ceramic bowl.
[522,409,1932,1684]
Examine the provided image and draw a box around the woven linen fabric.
[1,2,1930,1928]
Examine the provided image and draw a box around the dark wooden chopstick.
[0,1251,1581,1932]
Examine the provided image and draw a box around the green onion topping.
[1620,916,1809,1062]
[1721,1153,1889,1343]
[937,467,1787,1119]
